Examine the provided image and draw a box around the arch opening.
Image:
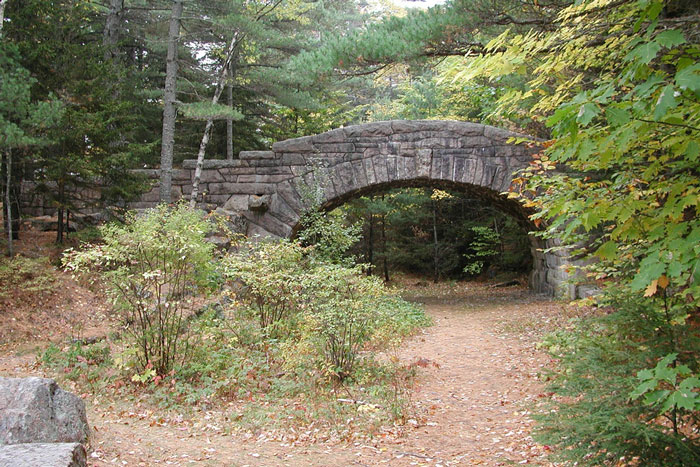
[291,178,549,291]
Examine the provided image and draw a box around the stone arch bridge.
[134,120,574,296]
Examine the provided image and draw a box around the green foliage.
[222,240,307,335]
[297,208,361,265]
[0,256,57,300]
[295,166,362,264]
[63,204,217,375]
[406,1,700,462]
[0,42,62,150]
[463,226,499,276]
[345,188,531,280]
[41,340,113,391]
[631,353,700,415]
[223,238,427,381]
[535,290,700,465]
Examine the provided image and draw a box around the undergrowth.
[43,204,431,437]
[535,290,700,465]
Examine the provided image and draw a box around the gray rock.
[0,443,86,467]
[0,377,89,446]
[239,151,275,160]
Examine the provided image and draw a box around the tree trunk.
[367,213,374,276]
[226,62,235,161]
[5,149,12,257]
[103,0,124,62]
[159,0,184,204]
[56,181,64,244]
[381,196,389,282]
[189,33,240,208]
[432,200,439,283]
[0,0,7,37]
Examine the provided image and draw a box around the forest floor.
[0,231,575,466]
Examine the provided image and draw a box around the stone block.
[281,153,306,166]
[198,170,225,183]
[0,443,86,467]
[276,181,305,212]
[482,164,500,188]
[363,158,377,186]
[453,157,467,183]
[172,169,191,181]
[415,137,461,149]
[272,136,314,153]
[223,195,250,212]
[247,159,278,167]
[335,162,355,192]
[208,182,273,195]
[459,136,493,148]
[439,154,454,180]
[269,195,302,225]
[390,120,423,133]
[416,149,432,178]
[0,377,89,445]
[182,159,244,169]
[239,151,275,160]
[245,213,292,238]
[312,128,346,144]
[354,142,380,149]
[343,121,393,137]
[363,148,381,158]
[385,157,397,181]
[351,160,368,188]
[445,121,484,136]
[314,143,355,153]
[372,156,389,183]
[237,175,257,183]
[342,152,364,162]
[483,125,514,142]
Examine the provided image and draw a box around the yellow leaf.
[658,275,669,289]
[644,279,658,297]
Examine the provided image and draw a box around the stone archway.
[135,120,572,296]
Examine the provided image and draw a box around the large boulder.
[0,443,86,467]
[0,377,89,445]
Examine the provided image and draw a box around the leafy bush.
[222,240,309,336]
[301,264,387,379]
[223,239,428,381]
[63,203,216,375]
[535,290,700,465]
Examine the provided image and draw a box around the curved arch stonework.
[132,120,573,296]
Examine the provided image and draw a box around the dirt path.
[1,283,562,466]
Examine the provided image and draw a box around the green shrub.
[222,240,309,336]
[535,290,700,465]
[301,264,386,379]
[63,203,216,376]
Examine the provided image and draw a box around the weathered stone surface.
[223,195,250,212]
[0,377,89,446]
[249,194,271,212]
[311,128,346,144]
[272,136,314,153]
[0,442,86,467]
[239,151,275,160]
[182,159,244,169]
[343,121,394,137]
